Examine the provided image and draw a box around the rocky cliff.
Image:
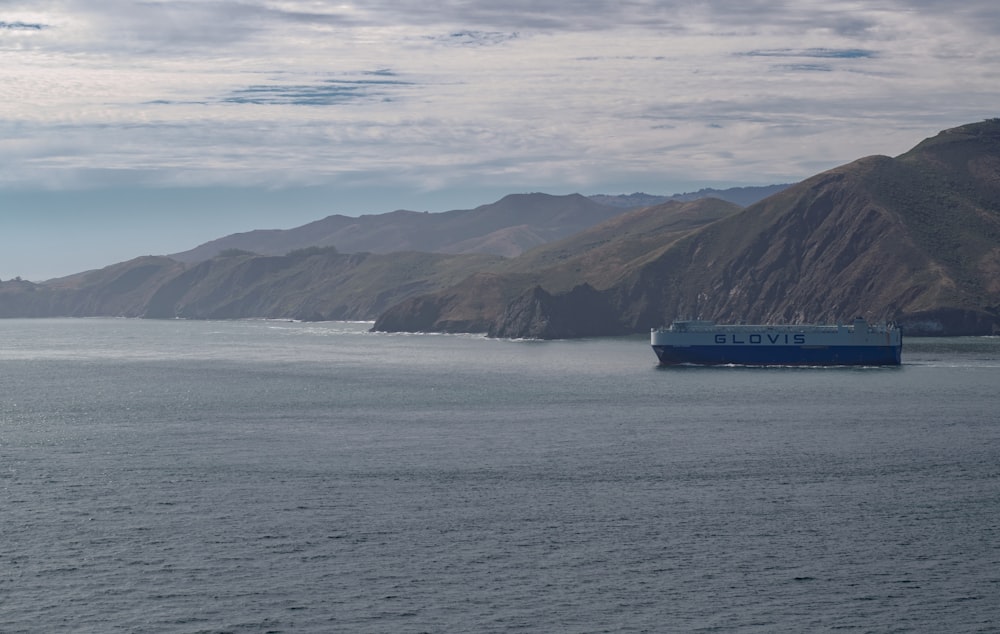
[487,284,625,339]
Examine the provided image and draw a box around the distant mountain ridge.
[588,184,789,209]
[169,186,784,263]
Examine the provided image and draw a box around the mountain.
[170,193,625,262]
[4,121,997,336]
[375,120,1000,337]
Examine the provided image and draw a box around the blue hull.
[652,344,902,366]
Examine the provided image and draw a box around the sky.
[1,1,998,281]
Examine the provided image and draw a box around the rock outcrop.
[487,284,626,339]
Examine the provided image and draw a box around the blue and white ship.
[651,318,902,366]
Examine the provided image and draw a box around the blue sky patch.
[432,31,519,47]
[0,21,47,30]
[223,76,412,106]
[743,48,877,59]
[776,63,834,72]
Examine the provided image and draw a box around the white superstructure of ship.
[651,317,902,366]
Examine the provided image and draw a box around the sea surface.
[1,318,998,633]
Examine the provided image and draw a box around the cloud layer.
[2,0,999,195]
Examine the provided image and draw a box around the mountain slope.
[0,256,184,318]
[611,159,937,327]
[141,248,505,321]
[0,249,503,322]
[376,120,1000,337]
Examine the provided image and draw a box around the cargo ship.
[651,318,902,366]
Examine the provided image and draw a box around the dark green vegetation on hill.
[2,121,998,336]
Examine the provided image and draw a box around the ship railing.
[654,320,897,334]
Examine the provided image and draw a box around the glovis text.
[715,333,806,345]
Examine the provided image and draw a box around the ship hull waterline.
[651,343,902,366]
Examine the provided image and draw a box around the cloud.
[1,0,999,198]
[5,0,1000,281]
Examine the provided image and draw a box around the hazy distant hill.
[0,191,689,322]
[170,193,626,262]
[375,120,1000,337]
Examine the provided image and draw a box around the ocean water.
[1,318,998,633]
